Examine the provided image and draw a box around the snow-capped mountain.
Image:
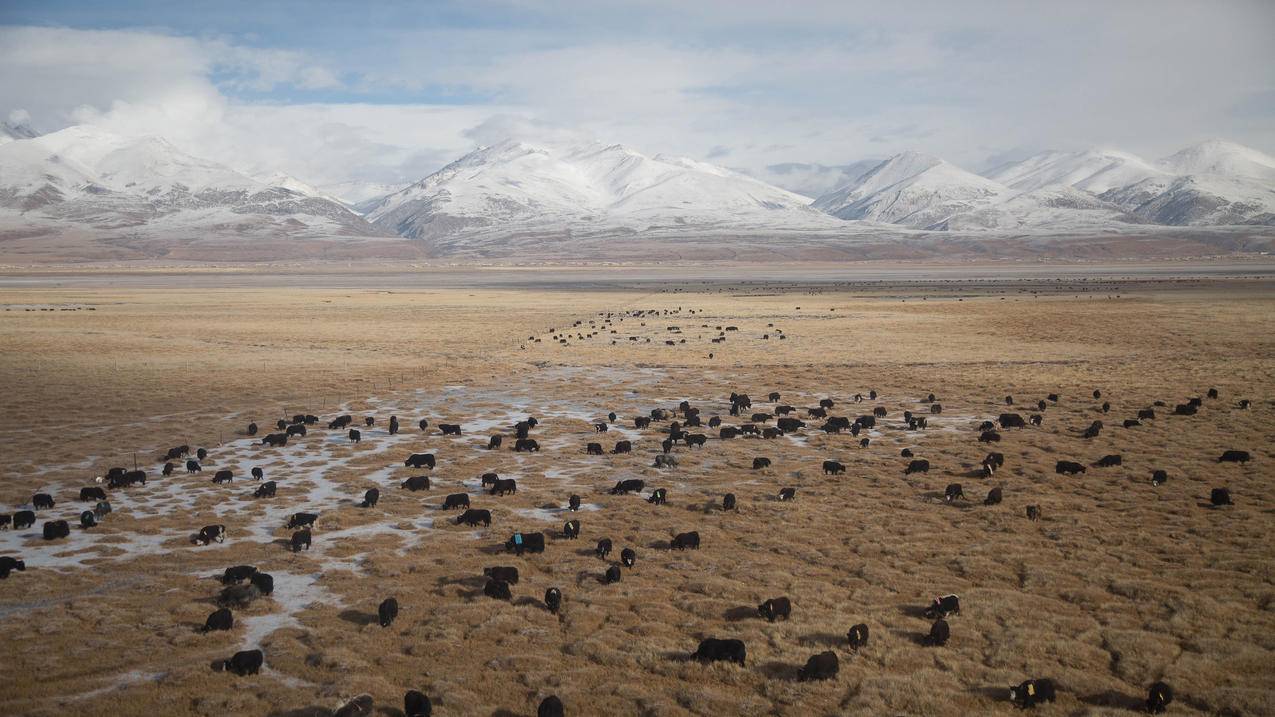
[809,140,1275,231]
[1159,139,1275,181]
[0,125,386,240]
[365,139,840,243]
[811,152,1010,229]
[985,149,1168,195]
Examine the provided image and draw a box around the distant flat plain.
[0,261,1271,716]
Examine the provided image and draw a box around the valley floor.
[0,266,1272,716]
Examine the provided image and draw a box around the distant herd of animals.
[523,307,789,357]
[0,381,1258,715]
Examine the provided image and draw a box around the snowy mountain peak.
[1159,139,1275,180]
[366,137,833,244]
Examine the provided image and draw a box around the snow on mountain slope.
[1159,139,1275,181]
[0,126,387,240]
[366,139,838,242]
[938,184,1143,230]
[811,152,1009,229]
[1103,173,1275,226]
[985,149,1168,194]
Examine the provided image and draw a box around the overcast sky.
[3,0,1273,191]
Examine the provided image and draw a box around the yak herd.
[0,378,1258,715]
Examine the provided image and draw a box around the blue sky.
[2,1,1273,194]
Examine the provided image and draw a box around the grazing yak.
[611,479,645,495]
[488,435,503,450]
[220,565,257,584]
[378,597,399,627]
[612,440,632,454]
[286,512,318,530]
[562,520,581,539]
[1151,470,1168,486]
[329,415,353,430]
[484,579,512,601]
[1096,454,1122,467]
[1026,505,1042,521]
[1211,488,1233,506]
[439,424,462,435]
[944,484,967,502]
[653,454,677,469]
[490,479,517,496]
[545,587,562,614]
[79,487,107,502]
[847,623,869,651]
[621,548,636,567]
[93,501,111,518]
[905,459,930,475]
[13,511,35,529]
[192,524,226,545]
[1055,461,1086,475]
[777,417,805,433]
[647,488,667,505]
[984,487,1003,506]
[694,638,746,666]
[823,460,846,475]
[261,434,287,448]
[290,529,312,552]
[568,495,581,512]
[218,649,263,676]
[251,571,274,596]
[586,442,604,455]
[251,467,264,480]
[722,493,737,512]
[1218,450,1251,463]
[455,508,493,527]
[998,413,1026,429]
[506,532,545,555]
[404,453,436,469]
[604,565,622,584]
[212,470,233,485]
[924,594,961,619]
[1009,678,1057,709]
[672,531,700,550]
[595,538,613,559]
[752,457,771,470]
[778,487,797,502]
[923,618,950,647]
[0,557,25,580]
[201,608,233,633]
[404,691,432,717]
[253,481,276,499]
[402,476,431,492]
[514,438,540,452]
[1146,681,1174,714]
[31,494,53,510]
[79,511,97,529]
[979,430,1002,443]
[1138,408,1156,420]
[758,597,791,622]
[361,488,380,508]
[798,651,839,681]
[441,493,469,510]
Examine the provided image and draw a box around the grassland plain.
[0,268,1272,716]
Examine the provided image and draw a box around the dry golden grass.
[0,270,1272,716]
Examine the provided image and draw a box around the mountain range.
[0,122,1272,262]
